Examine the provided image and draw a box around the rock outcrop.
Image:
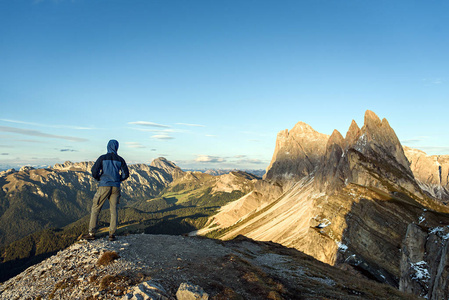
[314,110,421,196]
[263,121,328,187]
[400,224,449,299]
[176,282,209,300]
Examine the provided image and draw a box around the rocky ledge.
[0,234,418,300]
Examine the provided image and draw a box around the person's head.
[107,139,119,153]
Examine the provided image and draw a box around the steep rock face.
[314,129,347,192]
[263,122,328,187]
[400,224,449,300]
[404,146,449,201]
[359,111,411,173]
[315,111,421,197]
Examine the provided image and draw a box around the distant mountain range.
[1,110,448,299]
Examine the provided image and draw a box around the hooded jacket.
[91,140,129,187]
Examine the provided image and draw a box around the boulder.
[176,282,209,300]
[123,280,169,300]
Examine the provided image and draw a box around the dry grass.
[96,251,120,266]
[48,277,76,299]
[99,274,133,297]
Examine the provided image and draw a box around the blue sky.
[1,0,448,170]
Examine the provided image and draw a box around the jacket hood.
[107,140,119,154]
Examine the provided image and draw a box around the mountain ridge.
[0,234,419,300]
[199,110,449,299]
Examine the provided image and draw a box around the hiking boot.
[109,235,116,241]
[81,233,95,240]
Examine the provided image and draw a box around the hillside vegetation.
[0,169,256,282]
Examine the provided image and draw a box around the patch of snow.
[317,219,331,228]
[430,227,446,234]
[336,242,348,252]
[411,261,430,282]
[354,134,367,152]
[418,216,425,224]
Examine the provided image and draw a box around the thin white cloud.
[417,146,449,154]
[17,139,47,143]
[205,134,217,137]
[195,155,226,163]
[234,155,247,158]
[125,142,146,148]
[176,123,205,127]
[128,121,170,128]
[401,136,430,144]
[0,119,93,130]
[422,78,444,85]
[235,158,265,165]
[131,128,177,133]
[0,126,88,142]
[151,134,175,140]
[401,139,423,144]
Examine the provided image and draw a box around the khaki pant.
[89,186,120,236]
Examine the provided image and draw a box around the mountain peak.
[150,157,183,179]
[327,129,345,150]
[364,110,382,128]
[290,121,320,135]
[345,120,361,148]
[264,122,329,185]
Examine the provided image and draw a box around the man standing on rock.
[82,139,129,241]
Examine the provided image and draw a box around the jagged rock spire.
[345,120,361,149]
[327,129,345,151]
[267,110,420,196]
[263,121,329,186]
